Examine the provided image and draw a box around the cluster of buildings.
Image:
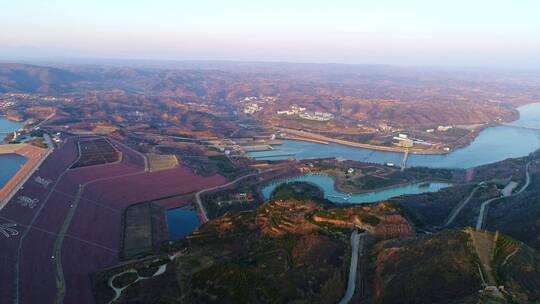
[426,125,453,133]
[0,100,15,109]
[1,93,72,105]
[393,133,414,148]
[243,103,263,115]
[277,105,335,121]
[392,132,449,151]
[52,132,63,144]
[1,93,73,112]
[276,105,306,115]
[378,123,399,133]
[238,96,277,103]
[299,111,334,121]
[216,192,255,207]
[240,96,279,115]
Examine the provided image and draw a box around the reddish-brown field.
[0,135,226,304]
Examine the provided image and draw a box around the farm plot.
[71,137,120,168]
[121,202,166,260]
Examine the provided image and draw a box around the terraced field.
[71,137,119,169]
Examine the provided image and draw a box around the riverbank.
[261,173,451,204]
[274,127,447,155]
[251,103,540,168]
[280,135,330,145]
[0,144,48,206]
[326,169,454,197]
[328,169,453,195]
[0,115,26,142]
[273,104,525,156]
[2,113,24,122]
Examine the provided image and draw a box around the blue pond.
[0,116,27,189]
[0,153,27,189]
[262,173,451,204]
[166,206,201,240]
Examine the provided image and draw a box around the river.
[248,103,540,169]
[0,116,27,189]
[261,173,452,204]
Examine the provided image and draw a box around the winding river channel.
[255,104,540,204]
[249,103,540,169]
[262,173,452,204]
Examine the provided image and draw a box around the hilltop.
[2,62,538,153]
[0,63,82,93]
[92,198,412,303]
[92,196,540,304]
[370,229,540,303]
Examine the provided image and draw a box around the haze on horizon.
[1,0,539,68]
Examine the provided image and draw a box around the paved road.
[194,172,259,223]
[51,139,150,303]
[475,197,499,230]
[339,230,366,304]
[110,139,149,172]
[33,111,56,129]
[476,162,531,229]
[53,168,148,303]
[444,184,480,227]
[4,135,206,303]
[13,137,79,304]
[518,162,532,193]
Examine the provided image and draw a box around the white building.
[277,105,306,116]
[299,111,334,121]
[437,125,453,132]
[243,103,262,114]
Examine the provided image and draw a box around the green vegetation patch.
[355,210,381,226]
[372,231,482,303]
[191,263,280,303]
[273,234,300,267]
[209,155,236,175]
[270,181,325,201]
[346,174,396,190]
[112,271,138,289]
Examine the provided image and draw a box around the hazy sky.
[1,0,539,67]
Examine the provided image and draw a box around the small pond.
[166,206,201,240]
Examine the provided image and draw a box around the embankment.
[0,144,48,205]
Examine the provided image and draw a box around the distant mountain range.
[2,61,540,129]
[0,63,82,93]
